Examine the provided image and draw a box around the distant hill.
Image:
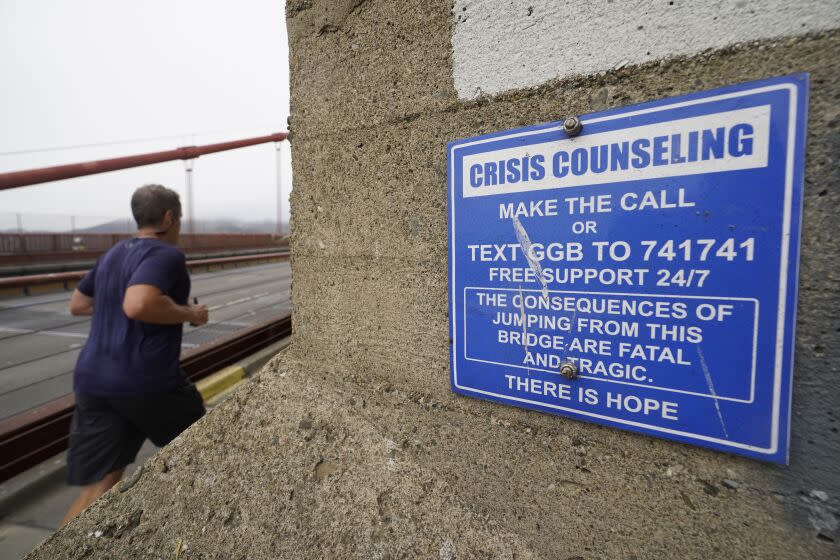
[3,218,288,234]
[79,218,284,234]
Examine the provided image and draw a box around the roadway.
[0,261,291,420]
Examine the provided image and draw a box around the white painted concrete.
[451,0,840,99]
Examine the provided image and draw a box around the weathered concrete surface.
[23,358,835,559]
[26,358,538,559]
[28,1,839,558]
[286,0,455,137]
[286,0,840,552]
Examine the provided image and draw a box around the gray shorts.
[66,383,204,486]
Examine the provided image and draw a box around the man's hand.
[188,304,209,327]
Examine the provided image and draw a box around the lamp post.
[184,158,195,234]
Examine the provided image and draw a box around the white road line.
[0,326,32,334]
[0,326,88,339]
[208,292,271,311]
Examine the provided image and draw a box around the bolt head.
[559,361,579,379]
[563,116,583,137]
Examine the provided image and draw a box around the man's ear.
[162,209,174,229]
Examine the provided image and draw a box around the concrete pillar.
[285,1,840,556]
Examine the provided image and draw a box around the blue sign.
[448,75,808,464]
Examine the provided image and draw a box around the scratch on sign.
[511,215,549,299]
[696,345,729,439]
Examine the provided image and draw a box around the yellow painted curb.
[196,365,245,403]
[204,381,243,407]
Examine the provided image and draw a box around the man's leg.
[61,468,124,526]
[64,393,145,527]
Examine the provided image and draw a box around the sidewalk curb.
[0,456,66,519]
[196,365,245,402]
[201,337,292,405]
[234,337,292,375]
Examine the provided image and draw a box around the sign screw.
[559,360,579,380]
[563,116,583,137]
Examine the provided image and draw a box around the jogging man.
[62,184,209,525]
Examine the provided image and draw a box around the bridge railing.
[0,232,288,266]
[0,232,287,254]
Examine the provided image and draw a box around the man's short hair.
[131,184,182,229]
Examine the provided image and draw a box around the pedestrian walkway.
[0,441,157,559]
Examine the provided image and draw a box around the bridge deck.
[0,261,291,420]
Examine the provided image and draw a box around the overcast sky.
[0,0,291,230]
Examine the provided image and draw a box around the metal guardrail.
[0,314,292,483]
[0,233,284,254]
[0,251,290,291]
[181,315,292,383]
[0,132,288,191]
[0,233,288,266]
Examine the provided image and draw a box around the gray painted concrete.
[452,0,840,98]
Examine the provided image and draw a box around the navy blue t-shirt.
[73,238,191,397]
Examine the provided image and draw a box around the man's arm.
[123,284,208,325]
[69,289,94,316]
